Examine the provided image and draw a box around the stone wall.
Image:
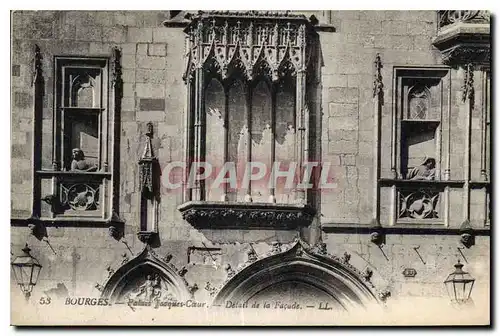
[11,10,490,310]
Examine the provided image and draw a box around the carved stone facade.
[10,10,490,324]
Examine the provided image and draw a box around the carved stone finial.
[247,246,258,263]
[121,252,129,265]
[363,268,373,282]
[205,282,218,296]
[271,242,282,254]
[178,266,188,277]
[378,289,391,302]
[373,53,383,100]
[224,263,235,278]
[462,63,474,105]
[188,283,199,295]
[313,242,327,255]
[163,253,173,263]
[106,266,114,277]
[341,252,351,264]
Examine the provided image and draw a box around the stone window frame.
[32,50,123,226]
[177,11,319,229]
[381,66,455,227]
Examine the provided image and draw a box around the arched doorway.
[214,240,379,311]
[101,246,191,304]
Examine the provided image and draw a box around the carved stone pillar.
[192,67,205,201]
[31,44,43,219]
[295,70,307,204]
[462,64,474,225]
[372,53,383,226]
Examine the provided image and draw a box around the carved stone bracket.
[459,220,475,248]
[137,231,159,245]
[433,11,490,67]
[178,201,315,229]
[369,219,385,246]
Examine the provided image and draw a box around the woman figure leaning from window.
[407,157,436,180]
[70,148,98,172]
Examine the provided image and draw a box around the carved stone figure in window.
[70,148,97,172]
[406,157,436,180]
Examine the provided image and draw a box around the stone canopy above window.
[433,10,490,66]
[182,10,317,83]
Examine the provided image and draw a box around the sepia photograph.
[9,8,492,326]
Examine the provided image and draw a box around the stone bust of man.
[70,148,97,172]
[407,157,436,180]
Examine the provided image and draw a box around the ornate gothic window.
[178,11,318,229]
[379,67,451,226]
[34,53,122,222]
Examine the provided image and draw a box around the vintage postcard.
[10,10,491,326]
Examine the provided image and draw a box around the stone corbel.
[369,219,385,247]
[459,220,475,248]
[27,216,47,241]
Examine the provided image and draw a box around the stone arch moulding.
[213,240,385,311]
[101,245,191,303]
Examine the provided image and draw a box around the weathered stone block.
[139,98,165,111]
[121,54,136,69]
[102,26,127,43]
[136,110,165,122]
[135,69,166,84]
[75,25,102,42]
[328,103,358,117]
[14,92,31,109]
[136,83,165,98]
[121,43,137,54]
[127,27,153,42]
[136,55,166,69]
[328,140,358,154]
[148,43,167,56]
[136,43,148,55]
[327,87,359,103]
[329,116,358,130]
[12,65,20,77]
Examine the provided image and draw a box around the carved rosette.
[398,189,440,220]
[182,11,314,84]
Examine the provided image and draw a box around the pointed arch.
[214,240,380,311]
[101,246,191,303]
[226,42,252,81]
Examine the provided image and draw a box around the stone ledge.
[178,201,315,229]
[321,223,491,235]
[379,178,465,188]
